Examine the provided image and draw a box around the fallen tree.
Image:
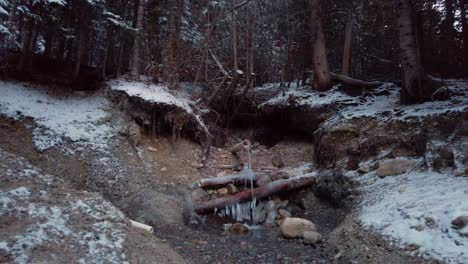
[331,72,384,88]
[194,173,317,214]
[192,169,289,190]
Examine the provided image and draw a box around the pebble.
[161,167,167,172]
[452,215,468,229]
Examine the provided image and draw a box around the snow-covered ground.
[0,147,129,264]
[259,80,468,121]
[359,170,468,263]
[0,81,115,152]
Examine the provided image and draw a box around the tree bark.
[398,0,442,104]
[341,13,353,76]
[459,0,468,75]
[194,174,317,214]
[309,0,332,92]
[131,0,145,79]
[166,0,184,89]
[442,0,456,76]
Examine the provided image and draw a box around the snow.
[360,170,468,263]
[259,80,468,121]
[0,147,129,264]
[0,81,115,152]
[109,79,193,112]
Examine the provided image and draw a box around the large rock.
[376,159,416,177]
[191,188,209,202]
[280,217,317,238]
[451,215,468,229]
[303,231,322,245]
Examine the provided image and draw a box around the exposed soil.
[0,113,443,263]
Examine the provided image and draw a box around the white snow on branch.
[360,170,468,264]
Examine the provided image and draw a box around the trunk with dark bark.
[131,0,145,79]
[309,0,332,92]
[398,0,442,104]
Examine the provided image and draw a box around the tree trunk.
[398,0,442,104]
[73,23,87,80]
[443,0,456,76]
[460,0,468,75]
[131,0,145,79]
[232,0,239,76]
[341,13,353,76]
[309,0,332,91]
[166,0,184,89]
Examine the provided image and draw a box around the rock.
[280,217,317,239]
[272,155,285,168]
[265,200,276,213]
[160,167,167,172]
[192,188,209,202]
[216,187,229,197]
[147,146,158,152]
[226,184,238,194]
[414,224,425,232]
[256,175,272,187]
[303,231,322,245]
[454,170,466,177]
[265,210,278,225]
[278,209,292,219]
[276,200,289,209]
[230,223,249,234]
[358,164,371,173]
[451,216,468,229]
[376,159,416,177]
[127,122,141,146]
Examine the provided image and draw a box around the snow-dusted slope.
[359,170,468,264]
[0,81,115,152]
[260,80,468,121]
[0,147,129,264]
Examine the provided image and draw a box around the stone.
[272,155,285,168]
[160,167,167,172]
[303,231,322,245]
[280,217,318,239]
[414,224,425,232]
[358,164,371,173]
[147,147,158,152]
[451,216,468,229]
[278,209,292,219]
[376,159,416,177]
[216,187,229,197]
[192,188,209,202]
[265,210,278,225]
[256,175,272,187]
[226,184,238,194]
[454,170,466,177]
[230,223,249,234]
[265,200,276,213]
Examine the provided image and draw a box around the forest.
[0,0,467,263]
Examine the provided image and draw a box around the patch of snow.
[109,79,192,112]
[0,81,115,152]
[8,187,31,197]
[360,170,468,263]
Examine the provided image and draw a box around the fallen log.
[193,169,288,190]
[194,173,317,214]
[331,72,384,88]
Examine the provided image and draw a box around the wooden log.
[193,169,286,190]
[331,72,384,88]
[194,173,317,214]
